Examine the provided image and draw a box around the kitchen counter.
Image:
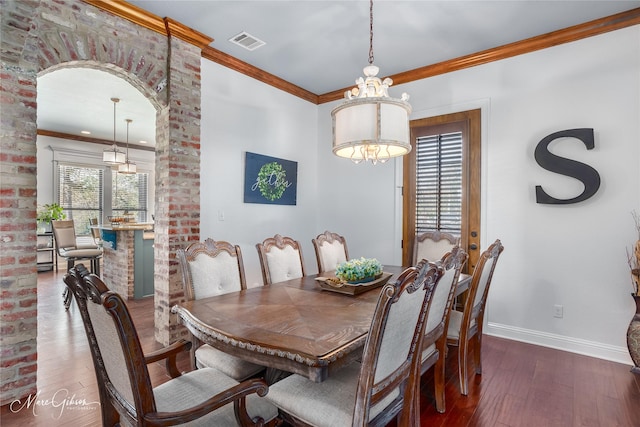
[94,223,154,299]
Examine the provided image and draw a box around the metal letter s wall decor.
[534,128,600,204]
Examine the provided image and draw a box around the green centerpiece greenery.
[335,257,383,283]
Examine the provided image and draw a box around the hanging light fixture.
[118,119,137,174]
[331,0,412,165]
[102,97,126,165]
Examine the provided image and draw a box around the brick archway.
[1,0,202,404]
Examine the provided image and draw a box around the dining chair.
[311,230,349,273]
[447,239,504,395]
[51,219,102,310]
[89,217,102,247]
[177,238,265,380]
[413,230,460,265]
[264,260,445,427]
[419,246,468,413]
[62,264,280,427]
[256,234,306,286]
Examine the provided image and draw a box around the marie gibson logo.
[9,389,100,419]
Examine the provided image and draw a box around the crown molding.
[319,7,640,104]
[202,47,319,104]
[163,17,213,49]
[38,129,156,152]
[85,1,640,105]
[82,0,212,48]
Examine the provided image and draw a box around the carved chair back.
[447,239,504,395]
[354,260,444,426]
[312,230,349,273]
[256,234,306,285]
[413,230,460,265]
[177,238,247,301]
[63,264,152,426]
[63,264,278,426]
[419,247,468,412]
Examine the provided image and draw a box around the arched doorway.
[0,0,203,405]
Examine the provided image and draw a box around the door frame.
[402,108,482,272]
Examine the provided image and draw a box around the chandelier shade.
[102,148,126,165]
[331,0,412,165]
[118,118,137,174]
[332,96,411,163]
[103,97,126,165]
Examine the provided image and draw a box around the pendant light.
[331,0,412,165]
[102,97,126,165]
[118,119,137,174]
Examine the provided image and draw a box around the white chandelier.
[102,97,126,165]
[331,0,412,165]
[118,118,137,174]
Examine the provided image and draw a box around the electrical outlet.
[218,210,225,221]
[554,304,563,318]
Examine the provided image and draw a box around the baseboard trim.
[485,322,633,366]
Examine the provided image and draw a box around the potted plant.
[626,210,640,374]
[37,203,66,233]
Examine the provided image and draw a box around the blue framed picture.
[244,152,298,205]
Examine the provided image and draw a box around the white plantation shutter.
[415,131,463,235]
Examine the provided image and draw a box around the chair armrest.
[144,339,192,379]
[143,378,270,427]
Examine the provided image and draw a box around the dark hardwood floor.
[2,268,639,426]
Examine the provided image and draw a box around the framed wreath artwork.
[243,152,298,205]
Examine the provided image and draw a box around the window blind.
[112,172,149,223]
[415,132,463,235]
[57,164,104,235]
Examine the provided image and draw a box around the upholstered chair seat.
[446,310,476,340]
[152,367,279,425]
[178,238,265,380]
[52,219,102,310]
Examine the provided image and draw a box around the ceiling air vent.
[228,31,266,51]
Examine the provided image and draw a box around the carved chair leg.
[474,334,483,375]
[63,287,73,311]
[458,340,469,396]
[434,353,446,413]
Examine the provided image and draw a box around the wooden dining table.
[172,266,470,383]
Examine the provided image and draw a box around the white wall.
[317,26,640,363]
[199,60,319,287]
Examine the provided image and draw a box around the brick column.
[0,66,39,404]
[153,33,201,345]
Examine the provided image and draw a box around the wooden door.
[402,109,481,272]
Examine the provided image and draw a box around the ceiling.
[37,0,640,148]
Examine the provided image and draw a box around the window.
[57,163,148,234]
[415,131,463,235]
[57,164,104,236]
[112,172,149,223]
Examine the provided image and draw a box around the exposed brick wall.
[102,231,135,299]
[0,0,201,405]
